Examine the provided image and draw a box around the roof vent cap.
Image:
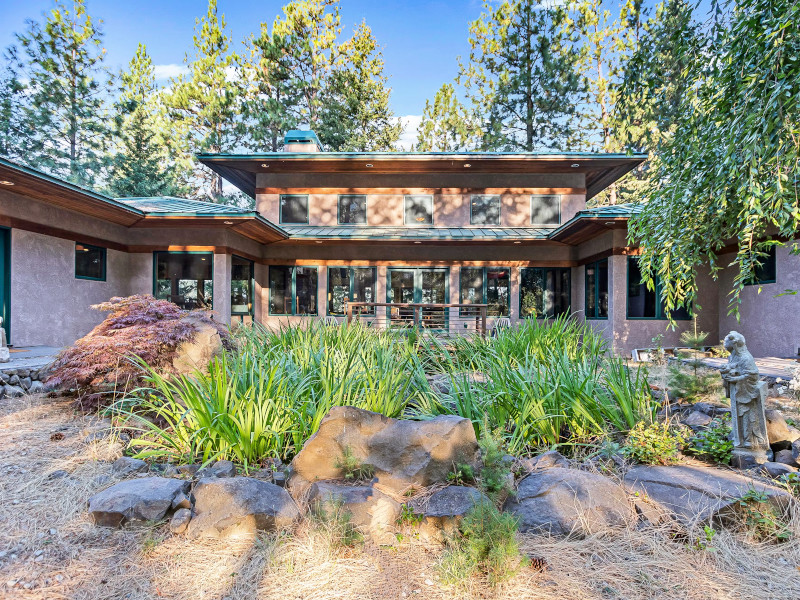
[283,130,322,153]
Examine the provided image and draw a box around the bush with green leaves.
[334,446,375,482]
[684,416,733,464]
[437,501,526,586]
[623,421,684,465]
[735,489,792,543]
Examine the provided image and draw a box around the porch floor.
[694,355,799,382]
[2,345,60,372]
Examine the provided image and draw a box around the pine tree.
[165,0,243,202]
[108,44,184,198]
[415,83,477,151]
[10,0,112,186]
[0,59,24,161]
[459,0,584,151]
[319,22,402,151]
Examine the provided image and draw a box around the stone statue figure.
[719,331,769,467]
[0,316,9,363]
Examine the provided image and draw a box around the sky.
[0,0,490,148]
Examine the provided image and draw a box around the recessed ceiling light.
[604,221,615,226]
[571,163,580,168]
[261,163,269,168]
[365,163,373,168]
[223,221,234,225]
[463,163,471,168]
[315,241,323,244]
[514,241,522,244]
[0,180,14,185]
[414,241,422,244]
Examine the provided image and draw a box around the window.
[585,259,609,319]
[746,245,777,285]
[387,267,449,329]
[338,195,367,224]
[404,195,433,225]
[154,252,213,310]
[460,267,510,316]
[531,195,561,225]
[470,195,501,225]
[627,257,691,319]
[328,267,376,315]
[268,266,318,315]
[280,195,308,224]
[231,256,254,316]
[520,267,571,318]
[75,243,106,281]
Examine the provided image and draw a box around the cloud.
[153,64,189,80]
[394,115,422,151]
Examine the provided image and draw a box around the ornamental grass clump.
[46,295,230,406]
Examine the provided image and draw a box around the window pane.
[280,195,308,224]
[459,267,483,316]
[585,264,597,318]
[552,268,571,317]
[598,260,609,318]
[75,243,105,280]
[352,268,376,314]
[749,245,777,284]
[520,268,544,318]
[627,258,657,318]
[328,267,349,315]
[470,195,500,225]
[486,268,510,316]
[155,252,212,310]
[421,270,446,304]
[404,195,433,225]
[531,195,561,225]
[231,256,253,315]
[338,195,367,224]
[295,267,318,315]
[389,270,415,304]
[269,266,292,314]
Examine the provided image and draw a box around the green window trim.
[626,257,692,320]
[337,194,368,225]
[279,194,309,224]
[519,267,572,319]
[75,242,107,281]
[469,194,501,225]
[459,267,511,317]
[530,194,562,226]
[231,255,255,316]
[744,245,777,285]
[152,251,214,310]
[327,266,378,315]
[268,265,319,316]
[585,258,609,320]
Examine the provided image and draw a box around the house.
[0,130,796,358]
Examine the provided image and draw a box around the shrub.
[437,502,526,586]
[477,427,512,501]
[46,295,230,405]
[334,446,375,482]
[684,416,733,464]
[735,489,792,543]
[623,421,684,465]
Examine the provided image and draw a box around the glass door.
[0,228,9,344]
[386,268,449,329]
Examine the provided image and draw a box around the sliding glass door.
[387,267,448,328]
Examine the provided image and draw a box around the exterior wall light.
[413,241,422,244]
[261,163,269,168]
[365,164,374,168]
[463,163,471,168]
[223,221,234,225]
[0,180,14,185]
[514,241,522,244]
[570,163,580,168]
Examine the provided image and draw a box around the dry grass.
[1,394,799,600]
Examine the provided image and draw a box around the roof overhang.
[0,157,144,226]
[198,152,647,200]
[130,213,287,244]
[549,207,641,245]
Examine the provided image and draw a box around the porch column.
[213,253,232,326]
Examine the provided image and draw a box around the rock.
[290,406,479,494]
[93,475,112,486]
[794,440,800,461]
[692,402,729,417]
[17,369,29,378]
[765,410,793,452]
[187,477,300,538]
[682,411,713,429]
[19,377,32,391]
[505,467,635,536]
[623,464,792,525]
[169,508,192,534]
[8,374,19,385]
[520,450,569,472]
[308,481,400,543]
[774,449,799,468]
[413,485,490,537]
[197,460,236,479]
[0,371,8,383]
[172,314,224,375]
[88,477,190,527]
[112,457,148,477]
[787,426,800,443]
[3,385,24,398]
[272,471,286,487]
[84,429,112,444]
[27,381,45,395]
[164,463,200,478]
[47,470,69,480]
[427,372,489,397]
[761,462,797,478]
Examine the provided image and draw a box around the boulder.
[187,477,300,538]
[4,384,24,398]
[172,314,225,375]
[290,406,480,494]
[427,372,489,397]
[504,467,635,536]
[761,462,797,479]
[412,485,491,539]
[520,450,570,472]
[774,449,799,468]
[623,464,792,525]
[112,457,148,477]
[27,381,45,395]
[169,508,192,534]
[308,481,401,543]
[787,426,800,443]
[88,477,189,527]
[682,411,713,430]
[197,460,236,479]
[692,402,730,417]
[765,410,793,452]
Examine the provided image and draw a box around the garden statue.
[720,331,770,467]
[0,316,9,363]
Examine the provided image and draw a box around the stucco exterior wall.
[10,229,131,347]
[717,243,800,357]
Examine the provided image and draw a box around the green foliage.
[629,0,800,316]
[477,427,512,500]
[396,503,423,527]
[448,463,476,486]
[307,499,363,549]
[415,83,477,151]
[690,525,717,552]
[438,501,525,586]
[684,416,733,464]
[623,421,684,465]
[736,489,792,543]
[778,472,800,499]
[334,446,374,482]
[668,363,719,403]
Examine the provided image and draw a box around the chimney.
[283,130,322,153]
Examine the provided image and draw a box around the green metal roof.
[198,151,648,160]
[282,225,555,241]
[284,130,322,146]
[117,196,253,216]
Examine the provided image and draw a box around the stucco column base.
[731,448,771,470]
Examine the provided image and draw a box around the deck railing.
[345,302,490,337]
